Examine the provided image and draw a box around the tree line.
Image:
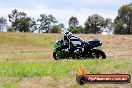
[0,3,132,34]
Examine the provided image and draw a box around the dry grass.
[0,32,132,88]
[0,32,62,61]
[0,33,132,61]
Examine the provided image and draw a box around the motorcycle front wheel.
[53,52,59,60]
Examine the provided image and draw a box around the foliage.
[103,18,114,34]
[0,17,7,32]
[0,17,7,24]
[68,16,79,28]
[49,23,65,33]
[68,26,84,34]
[84,14,114,34]
[7,27,14,32]
[3,4,132,35]
[68,16,83,33]
[114,4,132,34]
[49,25,60,33]
[69,28,80,34]
[84,14,105,34]
[37,14,58,33]
[8,9,36,32]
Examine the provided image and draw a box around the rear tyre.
[91,49,106,59]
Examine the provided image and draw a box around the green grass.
[3,82,17,88]
[0,58,131,88]
[0,58,131,78]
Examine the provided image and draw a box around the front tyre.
[53,52,59,60]
[91,49,106,59]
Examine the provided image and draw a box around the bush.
[68,26,84,34]
[7,27,14,32]
[49,25,60,33]
[69,28,80,34]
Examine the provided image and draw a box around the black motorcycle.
[53,31,106,60]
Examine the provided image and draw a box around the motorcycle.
[53,31,106,60]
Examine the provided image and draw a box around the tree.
[49,23,64,33]
[68,26,84,34]
[68,16,82,33]
[0,17,7,32]
[58,23,65,29]
[17,17,36,32]
[8,9,36,32]
[114,4,132,34]
[68,16,79,28]
[49,25,60,33]
[84,14,105,34]
[102,18,114,34]
[37,14,58,33]
[0,17,7,24]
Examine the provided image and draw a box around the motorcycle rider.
[63,31,84,54]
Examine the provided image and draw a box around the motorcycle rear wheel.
[90,49,106,59]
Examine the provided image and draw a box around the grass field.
[0,32,132,88]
